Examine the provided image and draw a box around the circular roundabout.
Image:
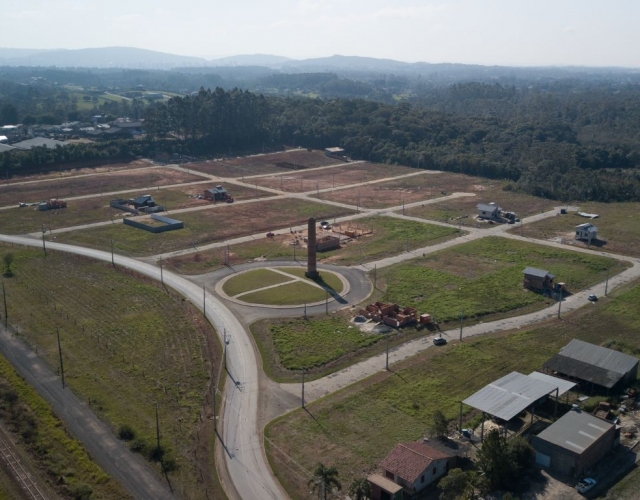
[216,266,350,308]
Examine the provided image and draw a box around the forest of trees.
[2,71,640,202]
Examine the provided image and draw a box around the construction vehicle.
[39,199,67,211]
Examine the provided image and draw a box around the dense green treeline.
[2,82,640,202]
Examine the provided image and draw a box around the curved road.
[0,234,284,500]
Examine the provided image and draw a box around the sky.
[1,0,638,67]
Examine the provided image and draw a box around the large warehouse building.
[543,339,639,391]
[532,410,617,477]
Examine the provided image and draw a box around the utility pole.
[459,309,464,341]
[2,282,7,329]
[223,329,227,371]
[203,285,206,318]
[301,367,306,408]
[373,264,377,290]
[110,239,115,267]
[304,302,307,319]
[385,334,389,370]
[402,199,405,215]
[41,224,46,256]
[155,403,161,455]
[56,328,65,388]
[213,385,217,432]
[557,291,562,319]
[160,260,164,285]
[325,290,329,314]
[605,271,609,296]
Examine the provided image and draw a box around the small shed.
[532,410,617,477]
[204,185,228,201]
[575,223,598,242]
[130,194,156,208]
[316,235,340,252]
[378,441,456,496]
[477,203,499,219]
[324,147,347,160]
[367,474,403,500]
[523,267,555,291]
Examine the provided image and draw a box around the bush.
[69,482,93,500]
[118,424,136,441]
[130,437,149,455]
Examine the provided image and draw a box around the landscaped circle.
[219,267,346,306]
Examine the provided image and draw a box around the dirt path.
[0,325,175,500]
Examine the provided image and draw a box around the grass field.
[0,351,131,499]
[53,199,354,257]
[0,245,226,499]
[254,316,383,372]
[222,268,293,296]
[164,216,461,275]
[404,182,556,229]
[0,167,204,207]
[240,281,333,305]
[265,280,640,500]
[376,236,626,324]
[510,202,640,259]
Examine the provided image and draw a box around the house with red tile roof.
[372,441,456,498]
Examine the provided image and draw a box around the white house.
[477,203,499,219]
[575,223,598,242]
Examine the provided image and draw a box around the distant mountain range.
[0,46,638,75]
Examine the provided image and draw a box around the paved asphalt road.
[0,233,285,500]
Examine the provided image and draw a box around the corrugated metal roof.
[560,340,638,375]
[535,410,613,454]
[463,372,559,421]
[528,372,576,397]
[523,267,550,278]
[543,340,638,388]
[477,203,498,212]
[367,474,403,494]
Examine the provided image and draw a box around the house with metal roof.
[523,267,555,291]
[532,410,617,477]
[575,223,598,242]
[543,339,639,390]
[477,203,499,219]
[12,137,67,150]
[376,441,456,496]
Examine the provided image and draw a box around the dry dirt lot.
[0,159,153,185]
[404,180,556,228]
[0,167,205,207]
[184,149,343,178]
[251,162,419,193]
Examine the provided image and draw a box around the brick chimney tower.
[306,217,319,279]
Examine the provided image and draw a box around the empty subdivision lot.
[0,167,205,206]
[511,202,640,259]
[252,162,419,193]
[403,179,556,228]
[0,159,152,184]
[184,149,342,178]
[53,198,354,256]
[164,216,460,274]
[376,236,626,324]
[0,184,271,234]
[310,170,446,208]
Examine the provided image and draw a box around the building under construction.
[359,302,419,328]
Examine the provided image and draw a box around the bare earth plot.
[252,162,419,193]
[404,180,556,228]
[184,149,343,178]
[0,159,152,185]
[510,202,640,259]
[311,171,444,209]
[0,168,204,207]
[53,198,354,256]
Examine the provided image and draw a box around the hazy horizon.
[2,0,639,68]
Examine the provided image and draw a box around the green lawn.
[511,202,640,259]
[240,280,330,305]
[222,268,293,296]
[275,267,344,292]
[53,198,353,257]
[317,216,461,266]
[0,246,225,499]
[377,236,627,324]
[265,281,640,500]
